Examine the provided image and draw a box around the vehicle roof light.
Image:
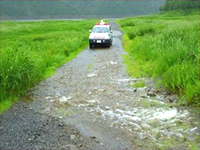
[95,20,109,26]
[100,20,105,25]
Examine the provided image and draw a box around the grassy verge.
[0,19,96,113]
[118,9,200,105]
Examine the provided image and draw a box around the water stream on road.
[28,22,200,149]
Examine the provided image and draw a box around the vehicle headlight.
[89,35,94,39]
[105,36,110,40]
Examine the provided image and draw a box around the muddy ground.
[0,21,200,150]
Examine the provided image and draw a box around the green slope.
[118,9,200,105]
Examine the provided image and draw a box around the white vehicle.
[89,20,113,49]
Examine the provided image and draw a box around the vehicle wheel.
[89,43,93,49]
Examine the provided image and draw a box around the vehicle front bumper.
[89,39,111,44]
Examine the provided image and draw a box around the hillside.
[0,0,165,20]
[160,0,200,11]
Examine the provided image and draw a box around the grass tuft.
[0,19,97,113]
[118,10,200,105]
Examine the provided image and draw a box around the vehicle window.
[92,27,110,33]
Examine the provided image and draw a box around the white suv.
[89,20,113,49]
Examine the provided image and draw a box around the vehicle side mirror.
[110,30,113,33]
[89,30,92,33]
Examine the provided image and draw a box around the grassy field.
[0,19,96,112]
[118,9,200,105]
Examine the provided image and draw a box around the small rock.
[69,145,78,150]
[73,130,78,134]
[90,136,96,139]
[79,144,83,147]
[70,135,76,140]
[58,123,64,126]
[145,87,151,92]
[147,91,156,97]
[136,143,143,147]
[139,93,147,98]
[105,106,110,110]
[165,95,178,103]
[167,97,173,103]
[125,116,141,122]
[163,91,171,95]
[190,127,198,132]
[133,88,137,92]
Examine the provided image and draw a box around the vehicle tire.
[108,42,111,48]
[89,43,93,49]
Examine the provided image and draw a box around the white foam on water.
[88,104,199,146]
[148,99,165,105]
[87,73,97,77]
[117,78,135,82]
[149,108,178,120]
[110,61,118,65]
[59,96,71,103]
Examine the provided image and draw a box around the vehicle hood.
[89,33,110,39]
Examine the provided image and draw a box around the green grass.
[0,19,97,113]
[118,9,200,105]
[132,80,145,88]
[88,63,93,70]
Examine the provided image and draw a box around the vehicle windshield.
[92,27,110,33]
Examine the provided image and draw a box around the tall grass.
[118,10,200,105]
[0,20,96,112]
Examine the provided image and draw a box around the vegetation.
[118,9,200,105]
[0,19,96,112]
[132,80,145,88]
[160,0,200,11]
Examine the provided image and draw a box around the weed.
[0,19,96,112]
[88,64,92,70]
[132,80,145,88]
[140,99,151,108]
[119,10,200,105]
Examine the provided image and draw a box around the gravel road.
[0,21,199,150]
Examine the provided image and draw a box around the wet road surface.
[1,21,200,150]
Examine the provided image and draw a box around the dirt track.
[0,21,199,150]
